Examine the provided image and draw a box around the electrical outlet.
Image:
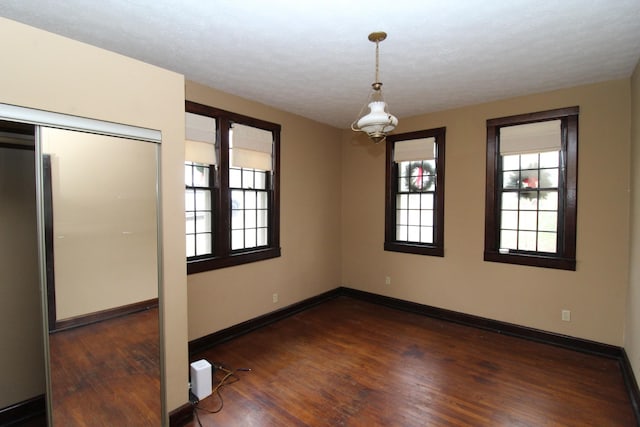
[272,293,278,303]
[385,276,391,285]
[561,309,571,322]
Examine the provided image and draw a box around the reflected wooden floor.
[49,308,160,426]
[189,297,635,426]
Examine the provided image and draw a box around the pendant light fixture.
[351,31,398,144]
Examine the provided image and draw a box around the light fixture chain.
[375,40,380,84]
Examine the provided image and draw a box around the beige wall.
[342,79,631,346]
[185,82,343,340]
[44,130,158,320]
[0,17,188,414]
[0,147,45,408]
[626,61,640,377]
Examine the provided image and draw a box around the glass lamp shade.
[354,101,398,143]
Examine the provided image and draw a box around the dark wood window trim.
[385,127,446,257]
[186,101,281,274]
[484,106,578,270]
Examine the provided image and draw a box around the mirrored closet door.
[0,103,165,426]
[0,121,45,425]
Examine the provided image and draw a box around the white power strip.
[190,359,212,400]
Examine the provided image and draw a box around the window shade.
[500,120,561,156]
[185,112,217,165]
[393,137,435,162]
[230,124,273,171]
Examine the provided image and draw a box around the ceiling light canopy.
[351,31,398,144]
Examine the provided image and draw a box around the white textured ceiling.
[1,0,640,129]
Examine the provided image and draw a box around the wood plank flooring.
[189,297,636,426]
[49,307,161,426]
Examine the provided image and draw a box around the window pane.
[257,228,268,246]
[196,233,212,256]
[398,161,411,176]
[231,230,244,250]
[539,191,558,210]
[408,194,420,209]
[521,169,539,188]
[503,171,519,189]
[255,171,266,189]
[396,225,408,241]
[229,168,242,188]
[245,209,257,228]
[186,234,195,257]
[519,193,538,210]
[538,211,557,232]
[195,190,211,210]
[408,210,420,226]
[397,194,408,209]
[519,211,537,230]
[420,227,433,243]
[245,229,257,248]
[192,164,209,187]
[421,193,433,209]
[185,163,194,186]
[257,191,268,209]
[396,209,409,225]
[185,189,195,211]
[538,232,557,253]
[422,160,436,191]
[257,210,268,227]
[196,212,212,232]
[231,190,243,209]
[186,212,195,234]
[242,169,254,188]
[502,155,519,171]
[500,230,517,250]
[520,153,538,169]
[501,211,518,230]
[245,191,257,209]
[539,151,559,168]
[396,209,408,225]
[398,176,409,192]
[231,209,244,229]
[424,159,436,171]
[420,210,433,227]
[407,226,420,242]
[518,231,537,251]
[502,192,518,210]
[540,168,559,188]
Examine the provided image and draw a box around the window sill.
[384,242,444,257]
[483,250,575,271]
[187,247,281,274]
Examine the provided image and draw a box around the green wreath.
[506,164,551,200]
[404,161,435,192]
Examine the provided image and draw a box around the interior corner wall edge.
[625,59,640,381]
[0,17,189,413]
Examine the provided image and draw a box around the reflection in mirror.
[39,127,162,425]
[0,121,47,425]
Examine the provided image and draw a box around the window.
[185,101,281,273]
[385,127,446,256]
[484,106,578,270]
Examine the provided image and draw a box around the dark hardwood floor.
[49,307,161,426]
[189,297,636,426]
